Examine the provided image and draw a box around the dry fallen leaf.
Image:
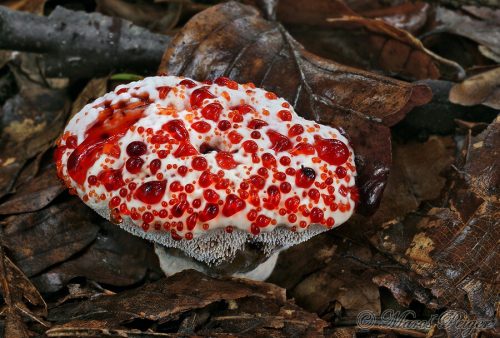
[449,67,500,109]
[46,269,327,336]
[159,1,432,214]
[372,115,499,316]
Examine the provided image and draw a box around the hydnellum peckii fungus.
[55,76,358,280]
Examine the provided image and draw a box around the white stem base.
[154,245,280,281]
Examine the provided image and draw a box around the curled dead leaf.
[449,67,500,109]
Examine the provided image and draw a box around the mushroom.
[55,75,358,281]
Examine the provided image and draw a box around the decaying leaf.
[360,2,431,34]
[159,1,432,214]
[434,6,500,62]
[269,233,383,319]
[46,269,327,336]
[32,219,160,293]
[0,163,64,215]
[0,199,100,277]
[0,82,68,198]
[0,246,47,338]
[449,67,500,109]
[324,16,464,81]
[372,115,500,316]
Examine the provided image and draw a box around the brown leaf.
[0,199,100,277]
[46,270,327,336]
[360,2,431,34]
[32,220,160,293]
[323,16,464,81]
[159,1,432,214]
[434,7,500,62]
[0,247,47,337]
[449,67,500,109]
[0,84,69,198]
[0,163,64,215]
[96,0,182,34]
[372,115,500,315]
[269,233,382,318]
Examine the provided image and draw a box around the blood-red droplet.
[280,182,292,193]
[66,136,77,149]
[296,167,316,188]
[135,180,167,204]
[163,120,189,141]
[126,157,144,174]
[127,141,147,156]
[248,119,268,129]
[242,140,258,153]
[192,121,211,133]
[266,130,292,152]
[277,110,292,121]
[191,87,216,108]
[310,207,324,223]
[199,203,219,222]
[231,104,255,115]
[214,76,238,89]
[335,166,347,179]
[261,153,277,168]
[288,124,304,137]
[291,142,315,155]
[249,175,266,190]
[192,156,208,171]
[203,189,219,202]
[217,120,231,131]
[256,215,271,227]
[173,142,198,158]
[215,152,238,169]
[228,131,243,144]
[178,165,188,176]
[201,102,223,121]
[186,212,198,230]
[263,185,281,210]
[222,194,246,217]
[179,79,196,88]
[98,168,125,191]
[285,196,300,212]
[150,159,161,175]
[314,137,349,166]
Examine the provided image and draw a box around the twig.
[0,6,171,77]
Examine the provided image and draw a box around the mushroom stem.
[154,245,280,281]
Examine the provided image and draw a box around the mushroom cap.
[55,76,357,265]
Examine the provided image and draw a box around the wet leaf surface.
[449,67,500,109]
[159,1,432,214]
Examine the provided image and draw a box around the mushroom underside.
[95,207,328,275]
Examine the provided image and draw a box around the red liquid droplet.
[191,87,216,109]
[203,189,219,202]
[214,76,238,89]
[261,153,277,168]
[171,200,189,218]
[66,136,77,149]
[242,140,258,153]
[256,215,271,227]
[201,102,223,121]
[173,142,198,158]
[126,157,144,174]
[199,203,219,222]
[335,166,347,179]
[247,119,268,129]
[163,119,189,141]
[291,142,315,155]
[98,168,125,191]
[314,137,349,166]
[135,180,167,204]
[288,124,304,137]
[280,182,291,193]
[263,185,281,210]
[222,194,246,217]
[296,167,316,188]
[285,196,300,212]
[192,156,208,171]
[192,121,211,133]
[186,212,198,230]
[126,141,147,156]
[217,120,231,131]
[178,165,188,176]
[249,175,266,190]
[215,152,238,169]
[266,129,292,152]
[179,79,196,88]
[231,104,255,115]
[310,207,324,223]
[277,110,292,121]
[150,159,161,175]
[228,131,243,144]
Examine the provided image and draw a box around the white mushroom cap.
[55,76,357,265]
